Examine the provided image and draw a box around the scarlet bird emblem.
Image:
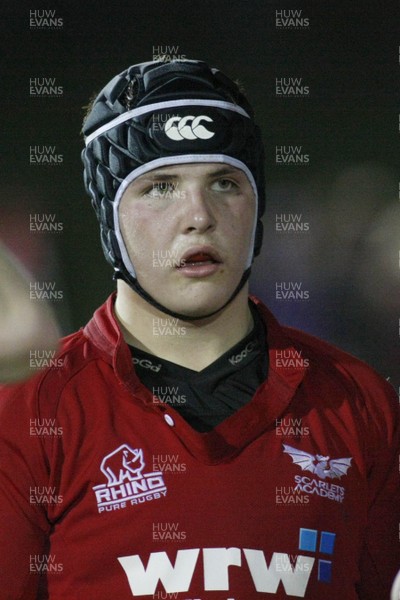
[283,444,352,480]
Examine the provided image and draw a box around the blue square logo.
[299,528,318,552]
[320,531,336,555]
[318,559,333,583]
[298,528,336,584]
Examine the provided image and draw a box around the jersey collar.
[84,293,308,463]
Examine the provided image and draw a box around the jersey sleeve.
[355,375,400,599]
[0,379,52,599]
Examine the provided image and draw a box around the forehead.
[132,162,249,183]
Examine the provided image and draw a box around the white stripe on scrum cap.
[84,99,250,146]
[113,154,259,279]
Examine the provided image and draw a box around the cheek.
[226,202,255,238]
[119,204,170,261]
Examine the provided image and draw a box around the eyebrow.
[134,166,243,183]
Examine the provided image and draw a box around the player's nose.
[179,186,216,234]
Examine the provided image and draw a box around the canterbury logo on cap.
[164,115,215,140]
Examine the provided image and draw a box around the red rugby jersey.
[0,294,399,600]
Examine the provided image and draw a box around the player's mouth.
[177,246,222,278]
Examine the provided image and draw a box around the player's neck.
[114,282,254,372]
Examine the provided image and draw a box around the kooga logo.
[118,529,336,597]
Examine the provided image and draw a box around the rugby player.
[0,59,398,599]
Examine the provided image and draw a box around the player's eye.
[210,178,239,193]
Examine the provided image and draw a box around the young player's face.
[118,163,256,317]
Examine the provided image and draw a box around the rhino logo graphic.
[100,444,145,486]
[93,443,167,513]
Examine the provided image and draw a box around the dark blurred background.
[1,0,399,386]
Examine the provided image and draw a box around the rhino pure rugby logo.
[92,444,167,513]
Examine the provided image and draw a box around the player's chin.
[167,290,234,320]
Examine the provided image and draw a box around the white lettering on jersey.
[203,548,241,590]
[118,549,200,595]
[244,549,314,595]
[118,547,315,597]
